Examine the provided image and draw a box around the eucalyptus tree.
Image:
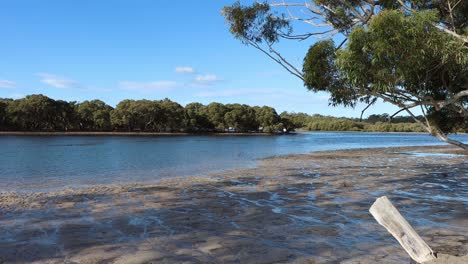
[76,100,113,131]
[0,99,11,129]
[111,99,166,131]
[205,102,229,131]
[280,111,311,129]
[7,94,58,130]
[159,98,185,132]
[224,103,258,132]
[132,100,162,131]
[223,0,468,149]
[184,102,213,132]
[53,99,78,131]
[254,106,281,132]
[111,100,137,131]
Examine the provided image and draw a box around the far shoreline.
[295,129,467,135]
[2,130,465,137]
[0,131,292,137]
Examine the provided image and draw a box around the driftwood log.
[370,196,437,263]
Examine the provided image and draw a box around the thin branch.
[247,40,305,81]
[447,0,456,31]
[372,88,430,131]
[386,89,420,103]
[452,0,463,9]
[381,94,423,109]
[359,97,377,121]
[434,24,468,43]
[420,104,432,129]
[267,42,303,77]
[405,108,432,133]
[370,90,434,134]
[279,29,336,41]
[430,89,468,110]
[390,108,408,120]
[270,2,308,7]
[278,2,332,27]
[340,0,366,22]
[336,38,348,50]
[271,1,325,16]
[396,0,468,43]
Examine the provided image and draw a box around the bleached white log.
[369,196,437,263]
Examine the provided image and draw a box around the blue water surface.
[0,132,466,192]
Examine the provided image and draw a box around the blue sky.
[0,0,402,117]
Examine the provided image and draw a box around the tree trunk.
[409,113,468,150]
[433,130,468,150]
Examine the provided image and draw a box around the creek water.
[0,132,467,192]
[0,133,467,263]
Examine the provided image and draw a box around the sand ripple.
[0,146,466,263]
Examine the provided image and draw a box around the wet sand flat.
[0,146,467,263]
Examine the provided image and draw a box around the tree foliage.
[205,103,229,131]
[0,94,293,133]
[6,95,66,131]
[0,94,434,134]
[223,0,468,149]
[254,106,281,132]
[77,100,113,131]
[184,102,213,132]
[224,104,258,131]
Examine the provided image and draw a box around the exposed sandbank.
[0,146,466,263]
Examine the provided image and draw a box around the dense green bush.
[1,94,454,133]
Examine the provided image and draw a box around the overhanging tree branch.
[247,40,305,81]
[360,97,377,121]
[433,89,468,110]
[390,108,408,121]
[223,0,468,149]
[396,0,468,43]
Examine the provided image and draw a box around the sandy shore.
[0,146,466,263]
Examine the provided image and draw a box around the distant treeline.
[0,94,288,133]
[1,94,458,134]
[282,112,427,133]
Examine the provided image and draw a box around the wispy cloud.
[8,93,25,99]
[119,81,179,94]
[37,73,81,89]
[193,74,223,86]
[195,89,249,97]
[195,88,329,103]
[195,88,287,98]
[0,80,17,89]
[175,66,195,74]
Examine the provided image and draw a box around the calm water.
[1,132,467,192]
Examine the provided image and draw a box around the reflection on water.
[0,132,467,192]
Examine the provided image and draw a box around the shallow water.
[0,146,466,263]
[1,132,467,192]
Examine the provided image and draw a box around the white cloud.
[193,74,223,85]
[119,81,178,94]
[0,80,17,89]
[175,67,195,74]
[37,73,81,89]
